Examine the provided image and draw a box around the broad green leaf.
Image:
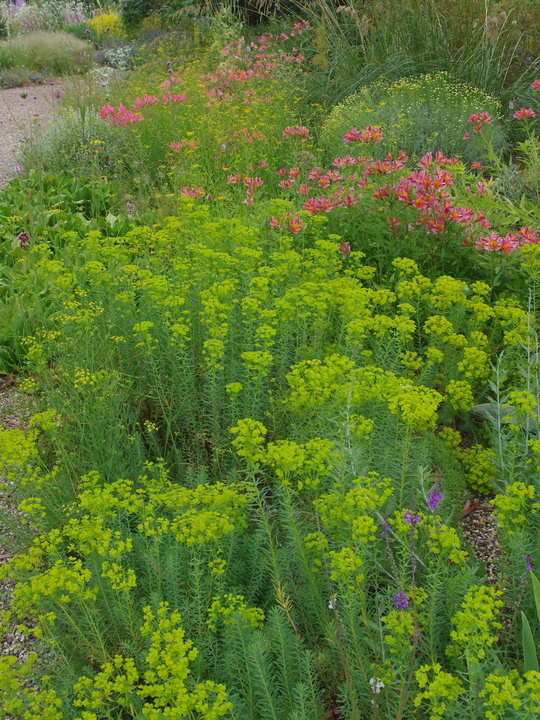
[522,611,539,673]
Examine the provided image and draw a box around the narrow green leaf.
[531,571,540,625]
[522,611,539,673]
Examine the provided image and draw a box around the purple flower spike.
[428,490,443,512]
[392,592,409,610]
[403,510,421,525]
[525,556,533,572]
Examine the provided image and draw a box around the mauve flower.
[525,556,533,572]
[17,231,30,249]
[84,28,91,34]
[339,241,351,257]
[428,490,443,512]
[403,510,421,525]
[533,79,540,91]
[392,592,409,610]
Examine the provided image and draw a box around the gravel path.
[0,83,63,187]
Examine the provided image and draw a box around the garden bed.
[2,4,540,720]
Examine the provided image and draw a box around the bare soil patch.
[0,83,63,186]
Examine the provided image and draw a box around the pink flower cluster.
[282,125,310,139]
[467,111,492,124]
[180,186,205,198]
[270,212,307,234]
[273,150,496,242]
[474,227,540,254]
[343,126,383,144]
[169,140,199,152]
[232,128,268,143]
[159,77,182,91]
[513,107,536,119]
[393,162,487,235]
[99,91,186,127]
[227,174,264,206]
[466,112,492,134]
[133,95,158,109]
[98,104,144,126]
[160,93,187,105]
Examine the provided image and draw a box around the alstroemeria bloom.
[467,111,492,132]
[282,125,310,139]
[343,125,383,143]
[513,107,536,119]
[532,79,540,91]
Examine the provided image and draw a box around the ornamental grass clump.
[320,72,506,163]
[0,31,93,75]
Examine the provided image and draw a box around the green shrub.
[0,31,93,75]
[120,0,159,26]
[320,72,507,163]
[0,68,43,88]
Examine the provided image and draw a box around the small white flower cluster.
[369,678,385,694]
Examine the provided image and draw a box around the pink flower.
[326,170,342,181]
[513,107,536,119]
[319,198,334,212]
[301,198,320,215]
[475,211,491,229]
[332,155,358,167]
[278,179,295,189]
[180,186,205,198]
[339,241,351,257]
[467,112,492,125]
[99,104,115,120]
[282,125,310,139]
[418,152,433,168]
[343,126,383,144]
[289,215,307,234]
[471,161,483,170]
[452,207,475,224]
[518,226,540,245]
[476,181,487,196]
[532,79,540,91]
[244,177,264,188]
[343,128,361,143]
[463,132,471,140]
